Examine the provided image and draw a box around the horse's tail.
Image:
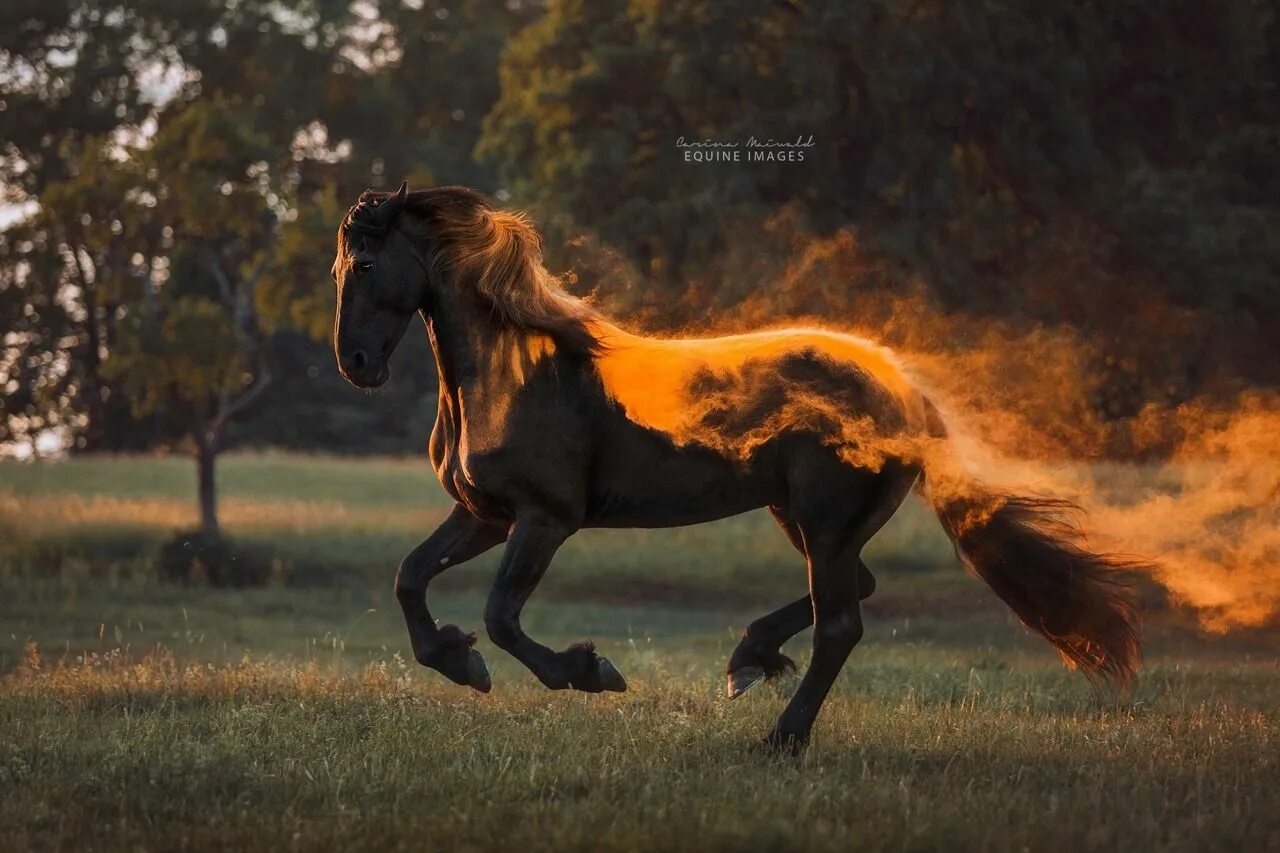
[916,398,1143,686]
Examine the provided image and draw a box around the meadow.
[1,453,1277,851]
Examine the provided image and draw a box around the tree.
[103,98,277,533]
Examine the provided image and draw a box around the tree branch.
[206,351,272,442]
[202,247,236,305]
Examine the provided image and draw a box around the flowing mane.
[343,187,603,356]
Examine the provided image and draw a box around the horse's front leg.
[483,514,626,693]
[396,503,507,691]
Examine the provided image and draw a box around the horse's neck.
[425,305,548,406]
[424,309,476,394]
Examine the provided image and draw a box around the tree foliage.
[480,0,1280,401]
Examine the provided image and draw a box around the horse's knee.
[394,560,428,604]
[483,599,519,650]
[857,562,876,599]
[485,620,519,651]
[397,548,449,594]
[394,574,417,602]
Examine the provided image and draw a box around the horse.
[331,181,1143,751]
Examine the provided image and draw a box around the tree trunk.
[196,437,220,535]
[71,245,106,450]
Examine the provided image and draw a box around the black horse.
[332,182,1143,750]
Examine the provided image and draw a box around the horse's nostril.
[351,349,368,370]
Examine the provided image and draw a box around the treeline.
[3,0,1277,469]
[485,0,1279,415]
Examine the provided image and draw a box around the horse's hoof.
[597,657,627,692]
[727,666,765,700]
[465,648,491,693]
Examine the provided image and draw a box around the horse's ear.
[376,181,409,226]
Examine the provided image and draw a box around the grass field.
[1,454,1277,851]
[0,451,959,599]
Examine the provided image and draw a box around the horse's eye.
[357,261,375,274]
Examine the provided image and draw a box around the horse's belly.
[583,426,780,528]
[585,482,770,528]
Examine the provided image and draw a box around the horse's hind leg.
[726,509,876,699]
[764,460,917,752]
[727,595,810,698]
[770,508,877,600]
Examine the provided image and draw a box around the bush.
[158,530,279,587]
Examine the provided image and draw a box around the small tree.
[107,295,270,533]
[105,98,277,535]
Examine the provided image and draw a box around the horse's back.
[579,324,925,527]
[590,323,922,441]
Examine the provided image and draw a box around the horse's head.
[333,181,601,388]
[331,181,424,388]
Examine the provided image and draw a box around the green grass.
[2,584,1277,852]
[1,453,1277,850]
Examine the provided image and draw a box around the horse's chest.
[429,398,517,520]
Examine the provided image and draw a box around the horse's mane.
[344,187,603,356]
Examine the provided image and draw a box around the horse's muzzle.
[339,348,391,388]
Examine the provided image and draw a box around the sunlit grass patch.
[1,492,450,536]
[0,452,961,605]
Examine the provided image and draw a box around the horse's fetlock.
[538,671,572,690]
[436,623,476,650]
[730,641,796,679]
